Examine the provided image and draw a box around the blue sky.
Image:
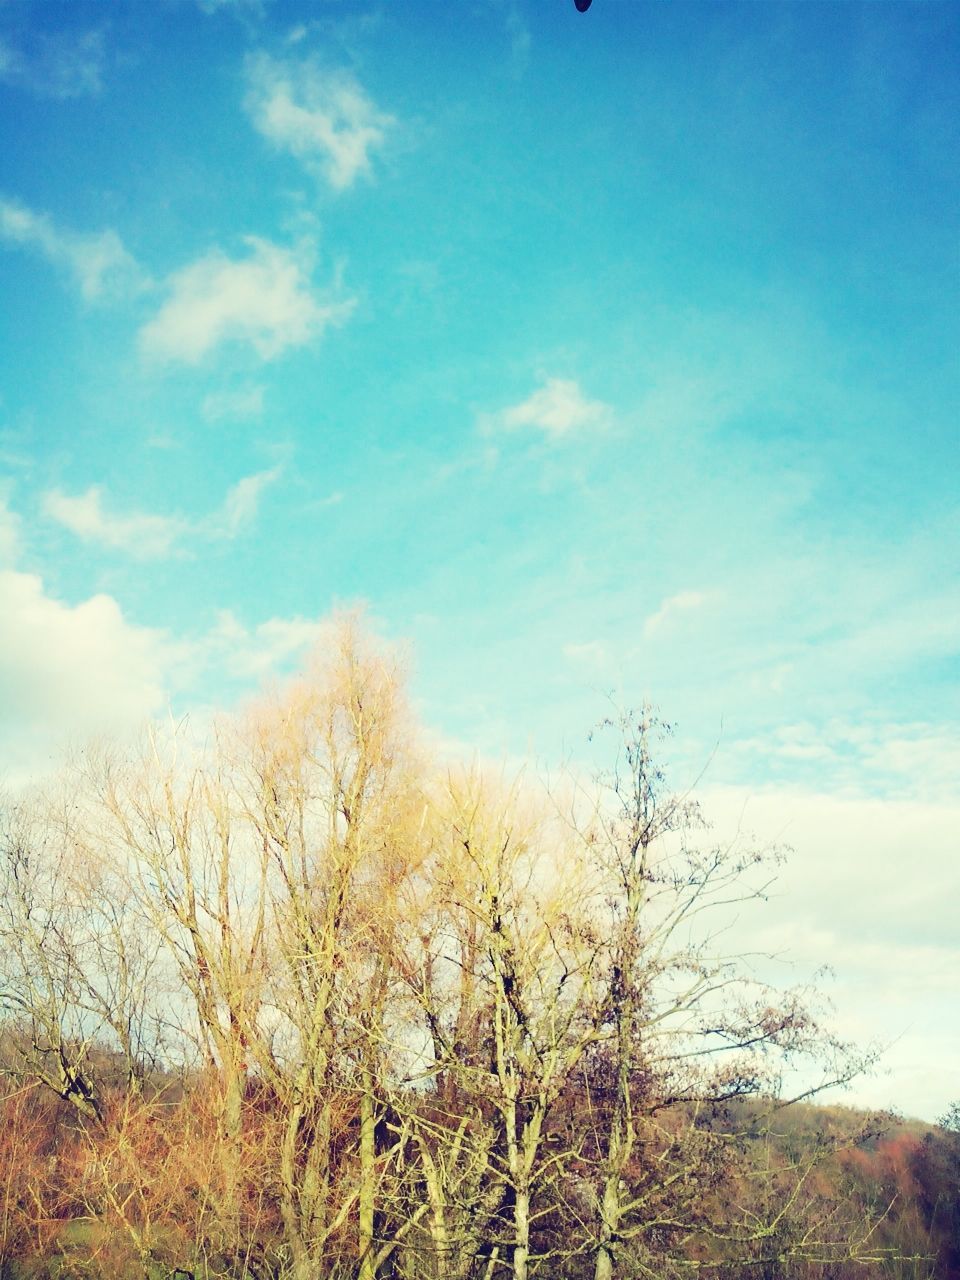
[0,0,958,1119]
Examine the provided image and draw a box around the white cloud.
[0,569,169,784]
[0,506,339,784]
[494,377,610,438]
[139,236,352,364]
[0,197,145,301]
[0,517,340,785]
[0,524,340,785]
[643,589,712,637]
[201,385,266,422]
[244,53,394,191]
[43,487,184,559]
[0,572,330,787]
[44,468,282,558]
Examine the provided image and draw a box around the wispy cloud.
[728,719,960,804]
[206,466,281,538]
[43,488,185,559]
[244,53,394,191]
[43,468,282,559]
[0,28,106,99]
[201,385,266,422]
[203,609,333,679]
[139,236,353,364]
[310,490,343,509]
[490,377,611,439]
[0,197,146,302]
[643,589,713,637]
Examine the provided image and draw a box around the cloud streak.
[43,468,282,559]
[0,197,145,301]
[43,488,184,558]
[207,467,282,539]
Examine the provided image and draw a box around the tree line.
[0,620,929,1279]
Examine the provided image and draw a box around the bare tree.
[563,710,873,1280]
[0,632,897,1280]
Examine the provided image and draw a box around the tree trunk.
[594,1172,622,1280]
[513,1181,530,1280]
